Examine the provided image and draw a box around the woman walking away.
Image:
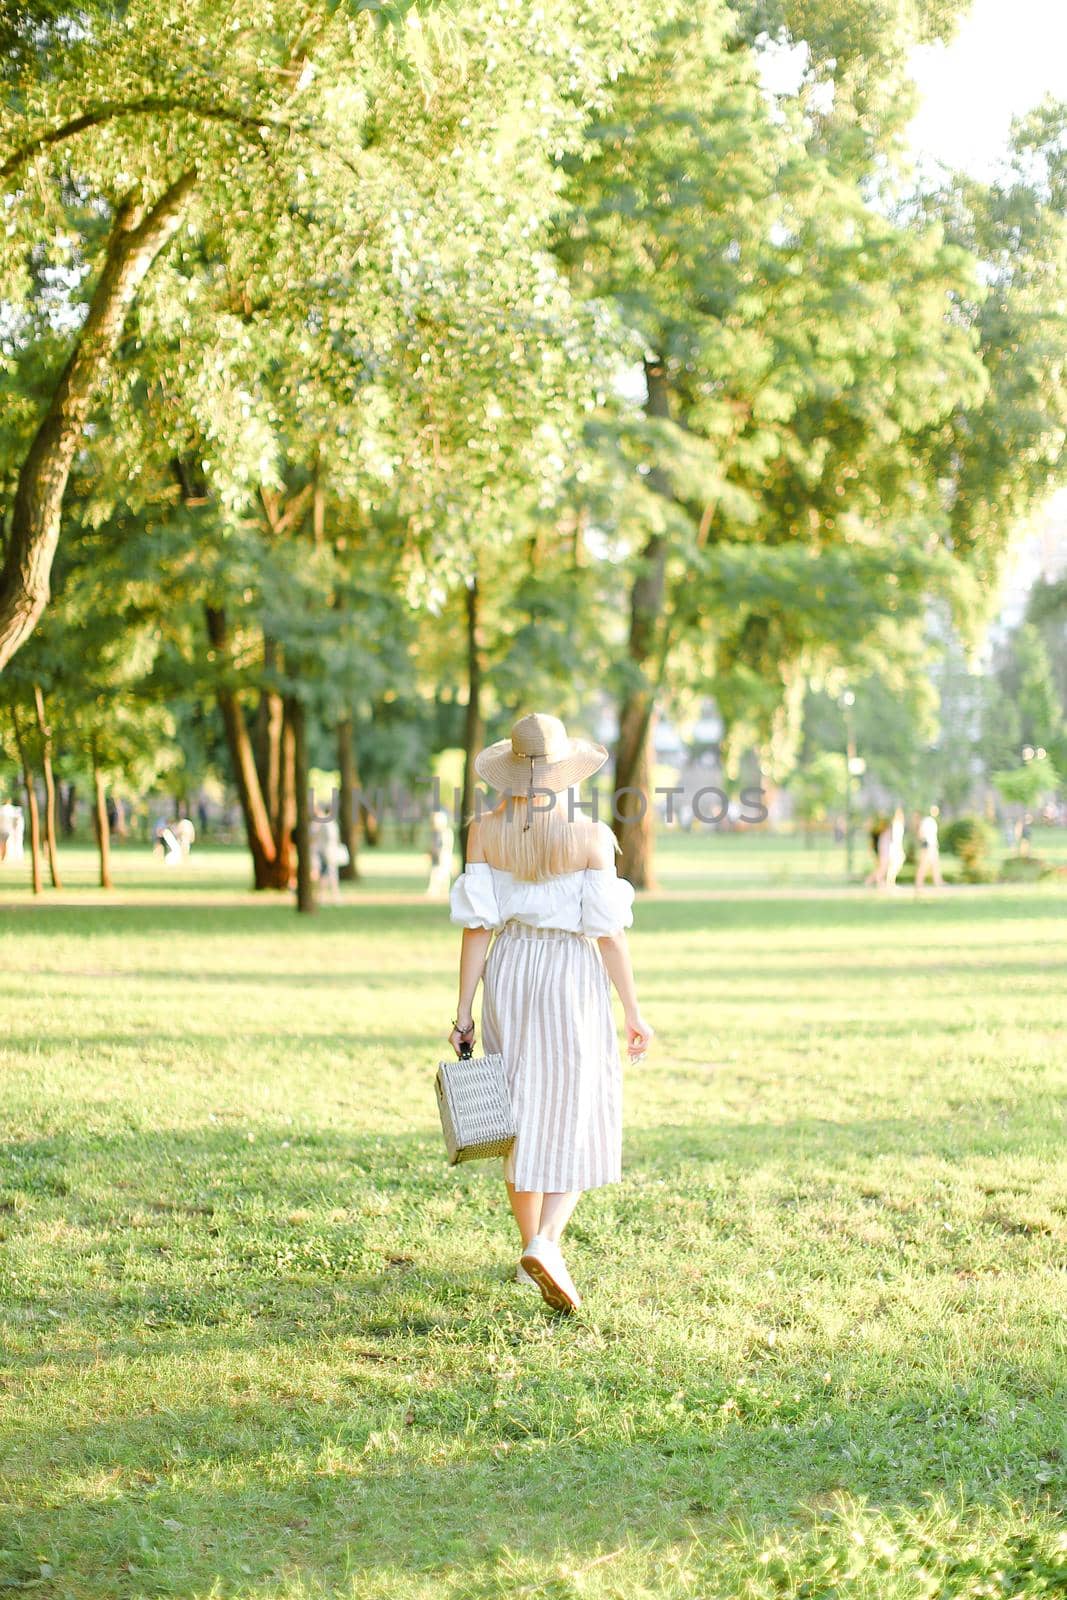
[447,713,653,1314]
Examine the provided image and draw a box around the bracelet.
[452,1017,475,1032]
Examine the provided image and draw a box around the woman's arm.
[449,926,493,1054]
[597,931,653,1060]
[448,818,492,1055]
[585,821,653,1061]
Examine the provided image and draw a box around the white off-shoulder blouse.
[450,861,635,938]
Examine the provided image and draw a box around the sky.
[907,0,1067,176]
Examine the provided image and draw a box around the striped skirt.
[481,921,622,1193]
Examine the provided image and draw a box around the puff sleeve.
[449,863,503,930]
[580,867,636,937]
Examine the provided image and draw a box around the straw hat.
[474,713,609,796]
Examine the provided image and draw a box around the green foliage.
[0,510,179,795]
[789,747,847,825]
[920,103,1067,613]
[1027,574,1067,710]
[941,814,997,882]
[991,753,1061,810]
[2,0,1066,859]
[801,656,940,806]
[557,8,1006,778]
[999,624,1065,754]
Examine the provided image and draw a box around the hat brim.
[474,737,609,795]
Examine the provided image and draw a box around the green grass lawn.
[1,835,1065,1598]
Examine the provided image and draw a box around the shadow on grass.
[0,1028,441,1060]
[9,951,1067,992]
[1,1379,1060,1595]
[0,901,450,939]
[1,1097,1052,1230]
[2,886,1065,945]
[2,1122,1062,1593]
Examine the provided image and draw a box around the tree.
[1000,624,1065,758]
[991,753,1061,813]
[0,0,455,667]
[558,10,988,884]
[979,618,1067,790]
[799,638,940,810]
[1028,573,1067,710]
[915,619,985,814]
[0,696,43,892]
[790,748,847,838]
[0,486,180,887]
[921,101,1067,606]
[77,693,176,890]
[1,0,658,905]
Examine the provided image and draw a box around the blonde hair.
[475,792,614,882]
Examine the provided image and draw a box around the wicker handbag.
[435,1040,516,1166]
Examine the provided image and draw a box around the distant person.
[174,818,196,858]
[310,808,343,902]
[0,800,16,864]
[153,816,182,865]
[864,816,888,887]
[1017,813,1033,857]
[0,799,21,863]
[885,807,906,888]
[197,796,209,837]
[426,808,454,897]
[915,806,944,890]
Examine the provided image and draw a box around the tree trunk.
[92,760,113,890]
[614,359,672,889]
[33,683,62,889]
[460,575,483,865]
[59,780,77,837]
[361,800,381,847]
[259,690,284,822]
[0,172,196,670]
[615,696,659,889]
[11,708,42,894]
[278,703,296,888]
[253,638,284,820]
[204,604,291,889]
[289,696,315,914]
[337,715,361,881]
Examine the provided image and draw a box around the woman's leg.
[538,1190,582,1243]
[505,1179,543,1248]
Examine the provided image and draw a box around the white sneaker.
[519,1234,581,1313]
[515,1262,538,1288]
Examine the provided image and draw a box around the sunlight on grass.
[1,836,1065,1597]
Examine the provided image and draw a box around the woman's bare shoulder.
[576,817,618,870]
[465,818,486,863]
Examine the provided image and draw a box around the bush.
[998,855,1048,883]
[942,815,997,882]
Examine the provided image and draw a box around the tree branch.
[0,96,362,185]
[0,169,196,670]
